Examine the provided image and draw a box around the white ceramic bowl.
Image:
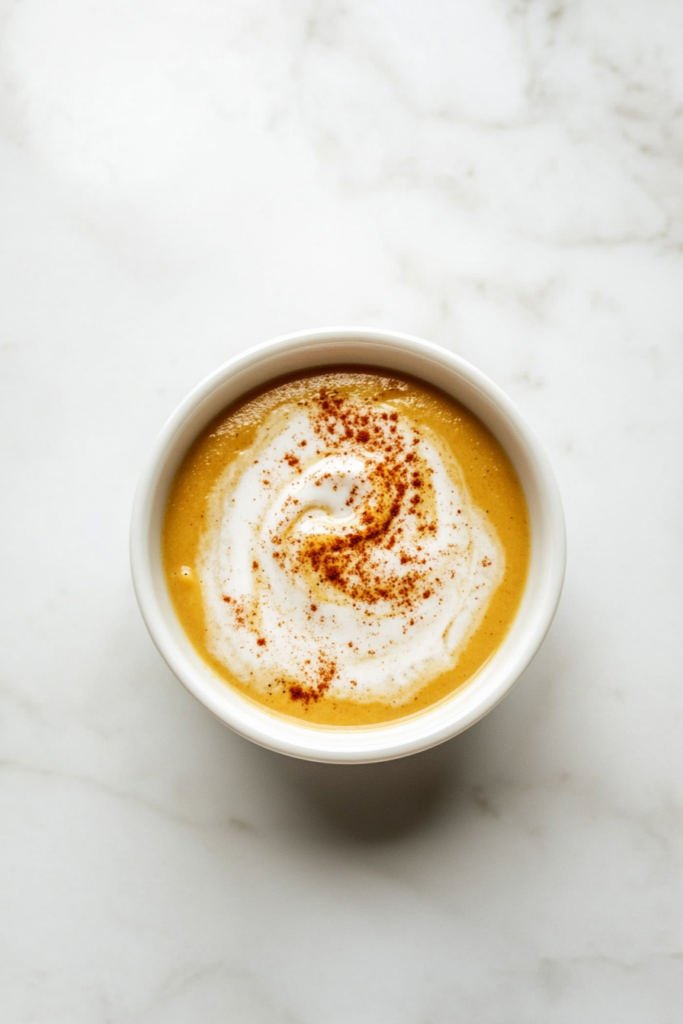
[130,327,565,762]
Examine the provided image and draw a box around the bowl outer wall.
[130,328,566,762]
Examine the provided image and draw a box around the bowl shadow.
[270,741,456,843]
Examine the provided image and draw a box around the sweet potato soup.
[163,369,530,726]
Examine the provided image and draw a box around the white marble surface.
[2,1,682,1020]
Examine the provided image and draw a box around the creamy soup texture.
[163,369,530,726]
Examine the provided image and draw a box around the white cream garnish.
[198,389,504,706]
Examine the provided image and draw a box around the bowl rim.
[130,326,566,762]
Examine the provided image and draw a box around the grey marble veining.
[1,1,682,1021]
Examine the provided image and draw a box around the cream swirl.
[198,388,504,706]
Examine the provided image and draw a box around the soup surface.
[163,368,530,726]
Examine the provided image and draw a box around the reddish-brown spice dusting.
[237,385,453,703]
[270,388,441,620]
[285,650,338,704]
[288,681,330,704]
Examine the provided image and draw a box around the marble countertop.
[2,2,682,1020]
